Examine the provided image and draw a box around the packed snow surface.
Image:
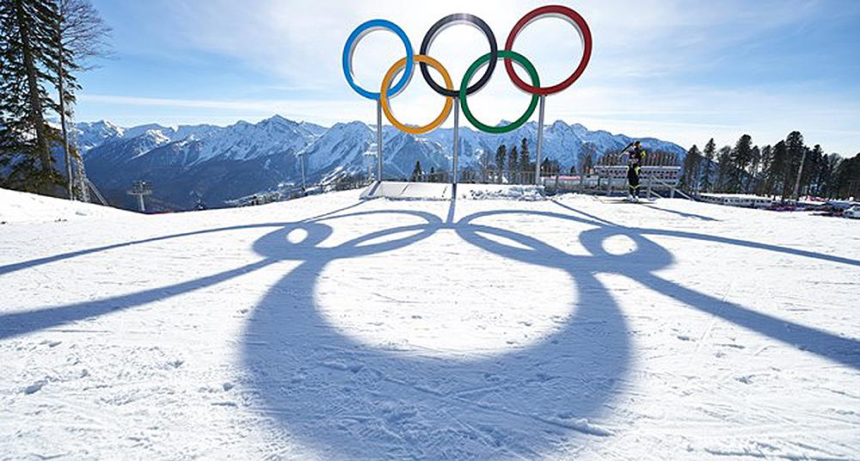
[1,188,858,460]
[0,188,129,224]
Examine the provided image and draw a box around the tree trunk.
[792,149,807,202]
[58,58,74,199]
[15,0,52,175]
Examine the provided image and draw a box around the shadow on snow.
[0,198,858,458]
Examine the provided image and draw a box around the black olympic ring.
[419,13,497,99]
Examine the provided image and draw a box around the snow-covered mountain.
[73,120,126,152]
[73,121,224,152]
[79,116,687,210]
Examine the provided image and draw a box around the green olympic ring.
[459,50,540,134]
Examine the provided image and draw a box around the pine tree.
[756,145,773,195]
[0,0,64,193]
[746,145,761,194]
[690,149,702,190]
[479,151,490,183]
[729,134,753,193]
[803,144,823,196]
[50,0,110,199]
[784,131,806,200]
[410,160,422,182]
[834,154,860,199]
[519,138,530,183]
[700,138,716,192]
[681,145,701,191]
[818,153,840,198]
[769,141,789,198]
[715,146,732,192]
[48,0,81,199]
[508,145,518,184]
[495,144,505,184]
[829,154,844,198]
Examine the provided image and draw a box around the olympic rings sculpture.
[342,5,592,135]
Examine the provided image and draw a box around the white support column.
[535,95,546,186]
[376,100,383,182]
[452,98,460,185]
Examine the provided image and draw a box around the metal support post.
[535,95,546,186]
[452,97,459,185]
[376,100,383,182]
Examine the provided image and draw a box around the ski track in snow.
[0,188,859,460]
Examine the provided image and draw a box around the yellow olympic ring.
[380,55,453,135]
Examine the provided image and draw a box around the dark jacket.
[628,146,645,168]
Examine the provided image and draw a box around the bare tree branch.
[57,0,112,71]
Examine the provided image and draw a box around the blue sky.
[77,0,860,154]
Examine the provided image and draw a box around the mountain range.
[77,116,687,211]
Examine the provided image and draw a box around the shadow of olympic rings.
[0,199,857,458]
[244,207,630,458]
[242,203,859,458]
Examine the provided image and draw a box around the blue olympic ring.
[342,19,414,101]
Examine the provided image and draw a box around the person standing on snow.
[624,140,646,201]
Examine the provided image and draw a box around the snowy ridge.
[185,115,322,165]
[73,120,125,152]
[1,190,858,459]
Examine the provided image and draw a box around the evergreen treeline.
[0,0,109,198]
[411,138,542,184]
[406,131,859,200]
[408,138,568,185]
[680,131,860,200]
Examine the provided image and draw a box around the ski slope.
[0,187,127,224]
[1,188,858,460]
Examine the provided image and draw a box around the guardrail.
[542,166,684,199]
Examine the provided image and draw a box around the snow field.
[1,189,858,460]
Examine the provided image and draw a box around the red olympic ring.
[504,5,593,96]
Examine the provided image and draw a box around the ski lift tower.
[127,180,153,213]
